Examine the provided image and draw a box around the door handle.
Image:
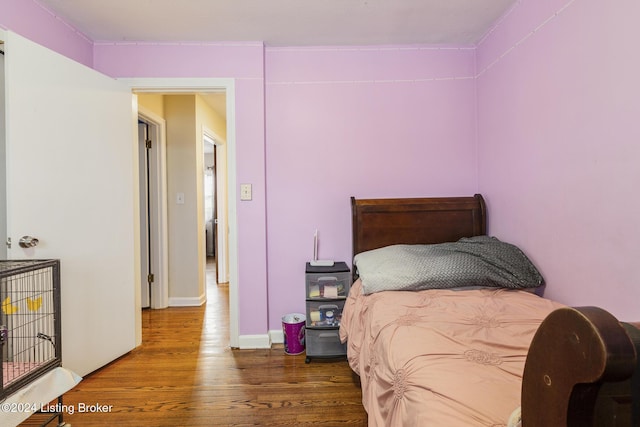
[19,236,39,248]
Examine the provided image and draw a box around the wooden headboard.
[351,194,486,257]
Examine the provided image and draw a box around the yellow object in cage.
[27,296,43,312]
[2,296,19,314]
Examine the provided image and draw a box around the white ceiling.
[36,0,517,46]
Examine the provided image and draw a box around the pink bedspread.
[339,279,564,427]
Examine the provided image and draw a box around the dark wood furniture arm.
[522,306,638,427]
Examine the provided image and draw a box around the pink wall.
[0,0,93,66]
[476,0,640,320]
[264,46,478,328]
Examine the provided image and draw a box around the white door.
[0,48,6,259]
[3,31,138,376]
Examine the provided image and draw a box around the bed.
[340,194,640,426]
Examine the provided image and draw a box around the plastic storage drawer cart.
[304,262,350,363]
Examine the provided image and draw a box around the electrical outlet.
[240,184,252,201]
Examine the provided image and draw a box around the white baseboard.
[238,334,271,349]
[269,329,284,344]
[168,293,206,307]
[235,330,284,349]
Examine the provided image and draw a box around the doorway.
[204,133,216,262]
[138,120,152,308]
[203,127,229,285]
[123,78,239,348]
[137,108,169,309]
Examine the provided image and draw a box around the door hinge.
[145,139,152,149]
[147,274,154,283]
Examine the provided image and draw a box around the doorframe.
[121,77,239,348]
[202,126,229,284]
[138,105,169,309]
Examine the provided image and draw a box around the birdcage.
[0,259,61,399]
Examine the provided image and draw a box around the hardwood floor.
[21,261,367,426]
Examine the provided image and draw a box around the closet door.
[4,31,137,376]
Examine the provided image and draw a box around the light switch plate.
[240,184,252,201]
